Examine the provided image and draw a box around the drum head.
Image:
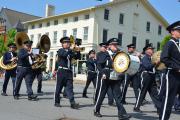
[113,52,130,73]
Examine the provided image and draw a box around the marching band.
[0,21,180,120]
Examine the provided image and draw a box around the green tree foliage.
[160,35,171,50]
[0,28,17,57]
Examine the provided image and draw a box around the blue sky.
[0,0,179,24]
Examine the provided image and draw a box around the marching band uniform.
[1,43,17,96]
[32,54,47,94]
[159,21,180,120]
[32,68,43,93]
[134,44,161,112]
[14,40,37,101]
[121,44,141,104]
[94,38,131,120]
[54,37,81,109]
[82,50,97,98]
[94,43,114,105]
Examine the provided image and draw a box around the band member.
[94,42,114,106]
[134,44,161,112]
[32,54,47,94]
[159,21,180,120]
[54,37,80,109]
[32,67,44,94]
[14,40,38,101]
[94,38,131,120]
[1,43,17,96]
[82,50,97,98]
[121,44,141,104]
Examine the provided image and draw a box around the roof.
[24,0,169,27]
[1,8,41,26]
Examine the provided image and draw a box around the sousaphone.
[32,34,51,69]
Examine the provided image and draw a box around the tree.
[0,28,17,57]
[160,35,171,50]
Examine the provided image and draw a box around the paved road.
[0,78,179,120]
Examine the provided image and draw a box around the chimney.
[45,4,55,17]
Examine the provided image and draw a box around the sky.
[0,0,179,24]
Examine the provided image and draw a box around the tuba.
[0,56,17,70]
[31,34,50,69]
[0,32,28,70]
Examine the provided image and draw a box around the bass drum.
[126,55,140,75]
[113,52,130,73]
[113,52,140,75]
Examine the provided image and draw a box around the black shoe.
[175,108,180,112]
[133,107,142,113]
[119,114,131,120]
[37,91,43,94]
[28,95,38,101]
[82,94,88,98]
[63,94,67,98]
[94,111,102,117]
[1,92,8,96]
[54,103,61,107]
[141,99,151,106]
[108,103,116,107]
[71,103,79,109]
[14,95,19,100]
[121,101,128,104]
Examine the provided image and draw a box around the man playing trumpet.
[54,37,81,109]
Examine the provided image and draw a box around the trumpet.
[70,35,85,52]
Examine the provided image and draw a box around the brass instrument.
[152,51,166,70]
[31,34,50,69]
[0,32,28,70]
[0,56,17,70]
[70,35,85,52]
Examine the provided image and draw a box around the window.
[39,23,42,28]
[118,33,123,46]
[72,28,77,38]
[103,29,108,43]
[30,35,34,42]
[47,22,50,27]
[158,25,162,35]
[132,36,137,47]
[63,30,67,37]
[146,21,150,32]
[157,42,160,50]
[73,16,78,22]
[54,20,58,25]
[31,25,35,29]
[119,13,124,24]
[63,18,68,23]
[145,39,150,46]
[53,31,57,44]
[38,34,41,42]
[84,14,89,19]
[104,9,109,20]
[83,27,89,40]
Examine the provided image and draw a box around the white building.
[24,0,169,76]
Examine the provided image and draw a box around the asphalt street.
[0,78,179,120]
